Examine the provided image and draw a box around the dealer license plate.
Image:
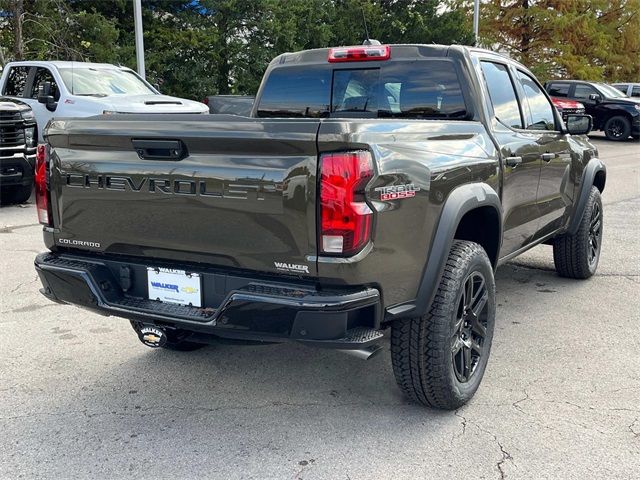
[147,267,202,307]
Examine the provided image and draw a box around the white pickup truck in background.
[0,61,208,141]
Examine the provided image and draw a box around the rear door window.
[30,67,61,100]
[631,86,640,98]
[479,61,523,129]
[2,66,31,97]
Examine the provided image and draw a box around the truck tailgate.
[45,115,320,276]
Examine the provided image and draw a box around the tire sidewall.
[443,248,496,401]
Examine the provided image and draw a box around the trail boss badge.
[375,184,421,201]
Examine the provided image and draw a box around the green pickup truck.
[34,44,605,409]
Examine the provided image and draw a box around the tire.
[604,115,631,141]
[130,321,206,351]
[553,186,603,279]
[390,240,496,410]
[0,183,32,205]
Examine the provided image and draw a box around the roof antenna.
[361,8,380,46]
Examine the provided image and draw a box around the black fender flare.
[568,158,606,235]
[386,183,502,320]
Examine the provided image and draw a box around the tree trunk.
[215,12,231,95]
[12,0,24,60]
[520,0,531,66]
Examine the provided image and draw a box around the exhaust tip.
[342,344,383,360]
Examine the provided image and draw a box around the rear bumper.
[35,252,383,349]
[0,152,36,187]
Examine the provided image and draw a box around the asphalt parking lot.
[1,134,638,479]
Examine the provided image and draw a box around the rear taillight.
[320,151,374,255]
[328,45,390,63]
[203,97,209,105]
[35,144,51,226]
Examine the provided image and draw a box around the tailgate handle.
[132,139,186,160]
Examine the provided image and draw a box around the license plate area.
[147,267,202,307]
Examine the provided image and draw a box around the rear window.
[257,60,468,120]
[256,66,331,118]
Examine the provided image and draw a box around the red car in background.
[550,97,586,121]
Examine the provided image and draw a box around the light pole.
[133,0,145,78]
[473,0,480,45]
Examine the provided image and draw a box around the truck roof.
[271,43,516,66]
[4,60,133,70]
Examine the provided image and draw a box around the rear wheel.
[0,183,32,205]
[390,240,496,410]
[604,116,631,141]
[553,186,603,279]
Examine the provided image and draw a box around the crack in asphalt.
[4,248,43,255]
[496,440,513,480]
[453,410,514,479]
[629,419,639,439]
[454,407,467,439]
[0,223,39,234]
[511,390,530,414]
[508,262,639,278]
[9,274,38,294]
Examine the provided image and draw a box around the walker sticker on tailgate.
[147,267,202,307]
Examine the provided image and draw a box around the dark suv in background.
[0,98,37,204]
[545,80,640,141]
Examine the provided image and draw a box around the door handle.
[505,156,522,167]
[541,153,555,162]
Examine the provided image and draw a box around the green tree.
[1,0,477,98]
[474,0,640,81]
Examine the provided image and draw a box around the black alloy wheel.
[604,116,631,141]
[606,118,625,138]
[451,271,489,383]
[588,200,602,267]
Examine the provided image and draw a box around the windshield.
[58,67,155,96]
[596,83,627,98]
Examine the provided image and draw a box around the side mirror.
[565,114,593,135]
[588,93,601,103]
[37,81,57,112]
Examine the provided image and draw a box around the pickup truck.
[0,61,208,142]
[34,44,606,410]
[0,98,37,204]
[549,97,585,121]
